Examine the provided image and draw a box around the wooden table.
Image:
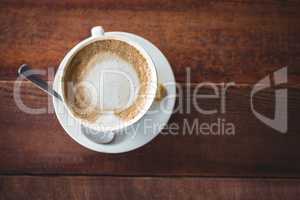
[1,0,300,199]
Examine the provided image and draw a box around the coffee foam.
[63,39,151,127]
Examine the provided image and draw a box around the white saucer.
[53,32,176,153]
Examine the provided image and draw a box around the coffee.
[63,39,152,128]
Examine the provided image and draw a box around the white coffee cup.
[58,26,163,137]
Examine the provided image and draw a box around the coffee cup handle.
[91,26,105,37]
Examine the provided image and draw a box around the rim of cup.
[58,30,158,133]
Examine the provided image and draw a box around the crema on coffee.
[63,39,152,128]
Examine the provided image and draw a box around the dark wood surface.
[1,0,300,199]
[1,82,300,177]
[1,0,300,84]
[1,176,300,200]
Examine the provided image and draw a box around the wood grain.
[1,81,300,177]
[2,0,300,9]
[1,1,300,83]
[1,0,300,198]
[1,176,300,200]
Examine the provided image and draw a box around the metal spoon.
[18,64,62,100]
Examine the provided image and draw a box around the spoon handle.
[18,64,62,100]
